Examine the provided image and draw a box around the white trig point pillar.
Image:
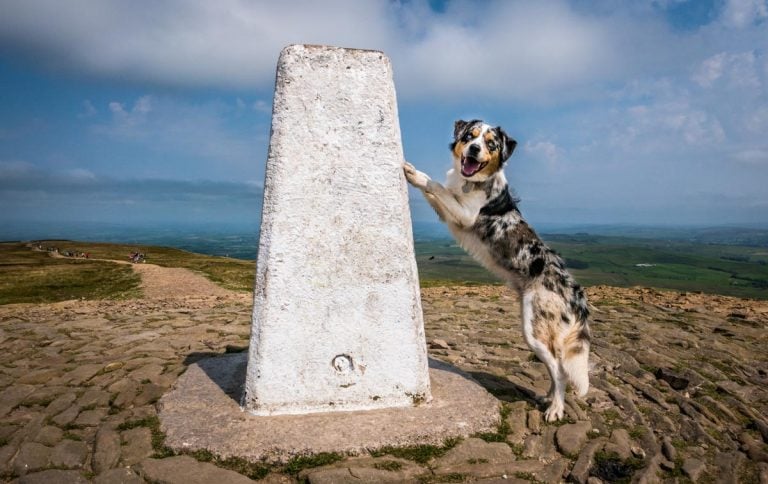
[243,44,431,416]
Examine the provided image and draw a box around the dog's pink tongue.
[462,158,481,177]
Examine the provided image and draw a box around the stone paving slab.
[159,354,499,463]
[1,280,768,481]
[134,456,256,484]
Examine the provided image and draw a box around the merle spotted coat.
[404,119,591,421]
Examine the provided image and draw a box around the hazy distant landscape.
[415,234,768,300]
[3,221,767,301]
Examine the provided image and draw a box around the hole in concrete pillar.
[332,354,354,374]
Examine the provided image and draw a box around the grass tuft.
[371,437,461,465]
[474,403,511,443]
[283,452,344,475]
[373,460,403,471]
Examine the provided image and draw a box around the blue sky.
[1,0,767,231]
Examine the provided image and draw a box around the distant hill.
[414,233,768,300]
[539,225,768,247]
[413,222,768,247]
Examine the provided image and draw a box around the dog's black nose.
[468,144,480,157]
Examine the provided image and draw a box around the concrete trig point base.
[159,355,499,462]
[158,44,499,462]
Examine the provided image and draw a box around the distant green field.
[415,234,768,300]
[415,240,501,287]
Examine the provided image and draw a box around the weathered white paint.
[242,44,431,416]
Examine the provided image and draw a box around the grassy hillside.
[0,241,254,305]
[3,233,767,305]
[37,240,254,292]
[0,242,141,304]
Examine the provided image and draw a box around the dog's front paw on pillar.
[403,162,430,189]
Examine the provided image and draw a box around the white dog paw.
[544,401,565,422]
[403,162,429,189]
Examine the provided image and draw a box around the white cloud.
[252,100,271,113]
[2,0,767,225]
[108,102,124,115]
[0,159,263,199]
[692,53,727,87]
[721,0,768,28]
[744,106,768,132]
[133,96,152,114]
[0,0,394,89]
[90,95,261,179]
[600,95,726,152]
[0,0,710,101]
[732,148,768,164]
[523,140,565,173]
[693,51,761,89]
[396,1,618,100]
[100,96,154,138]
[661,101,726,144]
[0,159,265,226]
[65,168,96,181]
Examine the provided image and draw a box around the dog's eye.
[487,141,497,151]
[462,133,472,142]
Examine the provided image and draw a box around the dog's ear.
[453,120,470,141]
[495,126,517,164]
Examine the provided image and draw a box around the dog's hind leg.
[561,322,590,397]
[521,291,566,421]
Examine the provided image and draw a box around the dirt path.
[129,263,236,299]
[43,247,236,299]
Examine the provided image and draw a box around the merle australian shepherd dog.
[404,119,591,421]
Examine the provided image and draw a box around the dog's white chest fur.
[444,169,519,286]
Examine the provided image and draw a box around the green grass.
[370,437,462,464]
[415,235,768,299]
[415,241,501,286]
[30,240,253,292]
[373,460,403,471]
[474,403,511,443]
[0,242,141,304]
[283,452,345,475]
[6,232,768,305]
[545,234,768,299]
[117,415,271,479]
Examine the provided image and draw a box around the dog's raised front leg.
[403,162,476,228]
[403,161,430,190]
[423,180,477,228]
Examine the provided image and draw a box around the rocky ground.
[0,261,767,483]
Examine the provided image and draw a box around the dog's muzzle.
[461,156,486,177]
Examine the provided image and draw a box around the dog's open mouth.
[461,156,487,177]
